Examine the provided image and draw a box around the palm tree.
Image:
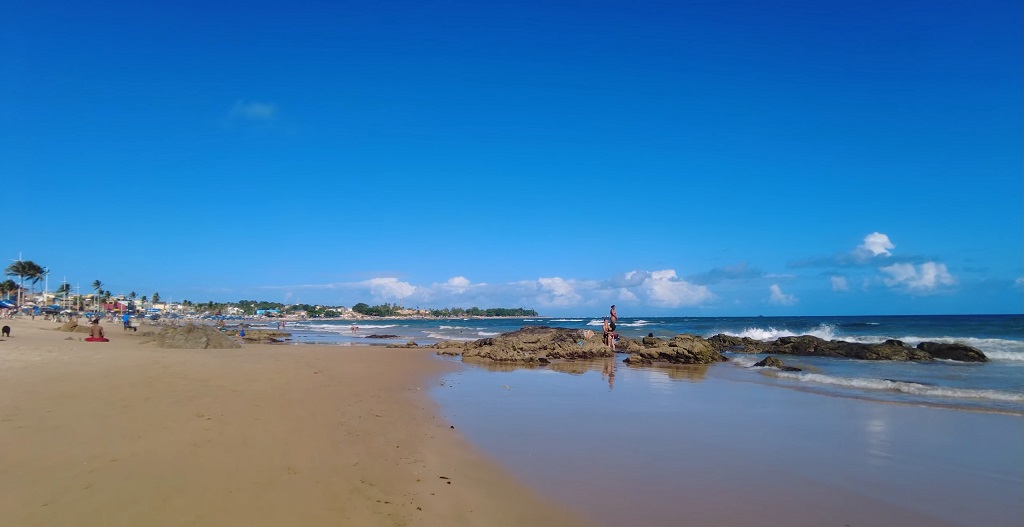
[27,263,45,304]
[6,259,43,308]
[152,292,161,304]
[1,279,17,299]
[91,280,103,310]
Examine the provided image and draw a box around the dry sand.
[0,318,587,527]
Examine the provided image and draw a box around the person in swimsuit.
[602,318,616,352]
[90,319,105,339]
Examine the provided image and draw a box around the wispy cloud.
[880,262,956,292]
[790,232,900,269]
[688,262,763,285]
[769,284,797,306]
[831,276,849,292]
[228,100,277,122]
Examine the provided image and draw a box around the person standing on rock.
[602,318,616,352]
[608,305,618,351]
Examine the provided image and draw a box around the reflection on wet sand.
[660,364,711,382]
[601,357,616,391]
[461,356,711,386]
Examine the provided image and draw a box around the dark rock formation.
[366,334,399,339]
[435,326,613,362]
[753,356,784,368]
[707,334,987,362]
[916,342,989,362]
[623,334,727,365]
[707,334,767,353]
[752,355,802,372]
[223,328,290,343]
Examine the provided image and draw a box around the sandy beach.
[0,318,585,527]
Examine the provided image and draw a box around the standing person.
[122,312,131,331]
[610,305,618,326]
[602,318,615,351]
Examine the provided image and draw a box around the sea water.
[280,314,1023,414]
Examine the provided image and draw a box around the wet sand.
[0,318,586,527]
[434,358,1024,527]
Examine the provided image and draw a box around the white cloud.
[769,284,797,305]
[880,262,955,292]
[440,276,474,294]
[362,277,417,300]
[633,269,714,308]
[1015,277,1024,288]
[536,277,583,306]
[831,276,849,292]
[266,269,717,313]
[229,100,277,121]
[856,232,895,259]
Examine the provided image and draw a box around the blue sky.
[2,0,1021,316]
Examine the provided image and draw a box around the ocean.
[275,314,1024,414]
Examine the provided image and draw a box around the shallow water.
[431,357,1024,527]
[279,314,1024,413]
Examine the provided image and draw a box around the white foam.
[619,319,650,327]
[729,356,760,368]
[478,331,500,336]
[984,351,1024,362]
[550,319,584,322]
[849,336,1024,361]
[721,323,838,342]
[439,325,477,330]
[425,332,476,341]
[775,371,1024,403]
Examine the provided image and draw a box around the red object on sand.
[85,337,109,342]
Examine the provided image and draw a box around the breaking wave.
[774,371,1024,403]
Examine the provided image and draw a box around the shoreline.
[0,318,587,526]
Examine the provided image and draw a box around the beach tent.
[0,299,16,309]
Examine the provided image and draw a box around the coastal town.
[3,257,537,322]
